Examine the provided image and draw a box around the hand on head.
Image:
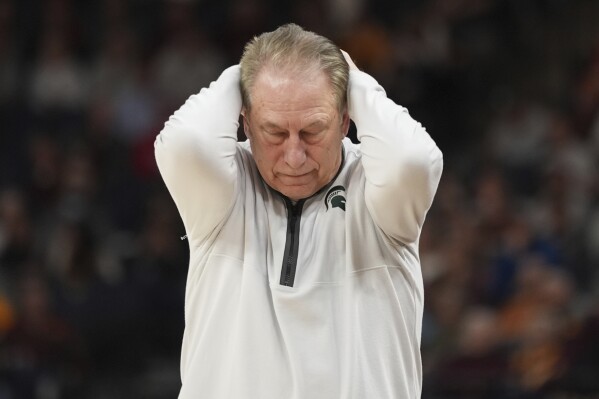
[341,50,359,71]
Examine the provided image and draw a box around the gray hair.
[239,23,349,112]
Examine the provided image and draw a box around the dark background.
[1,0,598,397]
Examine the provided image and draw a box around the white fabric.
[155,65,443,399]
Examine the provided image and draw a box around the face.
[243,67,349,201]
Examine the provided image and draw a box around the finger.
[341,49,359,71]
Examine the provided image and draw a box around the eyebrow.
[262,122,283,131]
[305,120,328,129]
[261,119,329,131]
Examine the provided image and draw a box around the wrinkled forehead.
[249,68,339,127]
[252,62,334,97]
[249,66,337,112]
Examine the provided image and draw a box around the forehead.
[249,67,338,123]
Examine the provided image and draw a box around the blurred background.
[0,0,598,397]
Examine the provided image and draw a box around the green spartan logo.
[325,185,346,211]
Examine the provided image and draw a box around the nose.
[283,135,307,169]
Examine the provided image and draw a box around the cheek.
[317,137,341,165]
[305,146,329,171]
[251,140,280,170]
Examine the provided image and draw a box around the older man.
[155,23,443,399]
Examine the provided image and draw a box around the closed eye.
[265,131,287,143]
[301,129,324,142]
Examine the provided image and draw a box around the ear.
[241,108,252,139]
[341,109,350,138]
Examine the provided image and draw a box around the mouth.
[276,171,314,185]
[282,172,311,178]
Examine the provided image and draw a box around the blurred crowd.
[0,0,598,398]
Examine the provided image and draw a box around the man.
[155,23,443,399]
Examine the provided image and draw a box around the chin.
[279,186,315,201]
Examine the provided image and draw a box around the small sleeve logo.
[325,185,346,211]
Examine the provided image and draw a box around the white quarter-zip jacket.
[155,65,443,399]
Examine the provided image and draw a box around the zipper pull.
[180,235,188,240]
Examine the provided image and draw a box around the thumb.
[341,50,359,71]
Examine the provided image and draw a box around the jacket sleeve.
[349,70,443,245]
[155,65,242,243]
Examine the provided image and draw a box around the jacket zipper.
[280,199,305,287]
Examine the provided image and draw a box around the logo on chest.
[325,185,346,211]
